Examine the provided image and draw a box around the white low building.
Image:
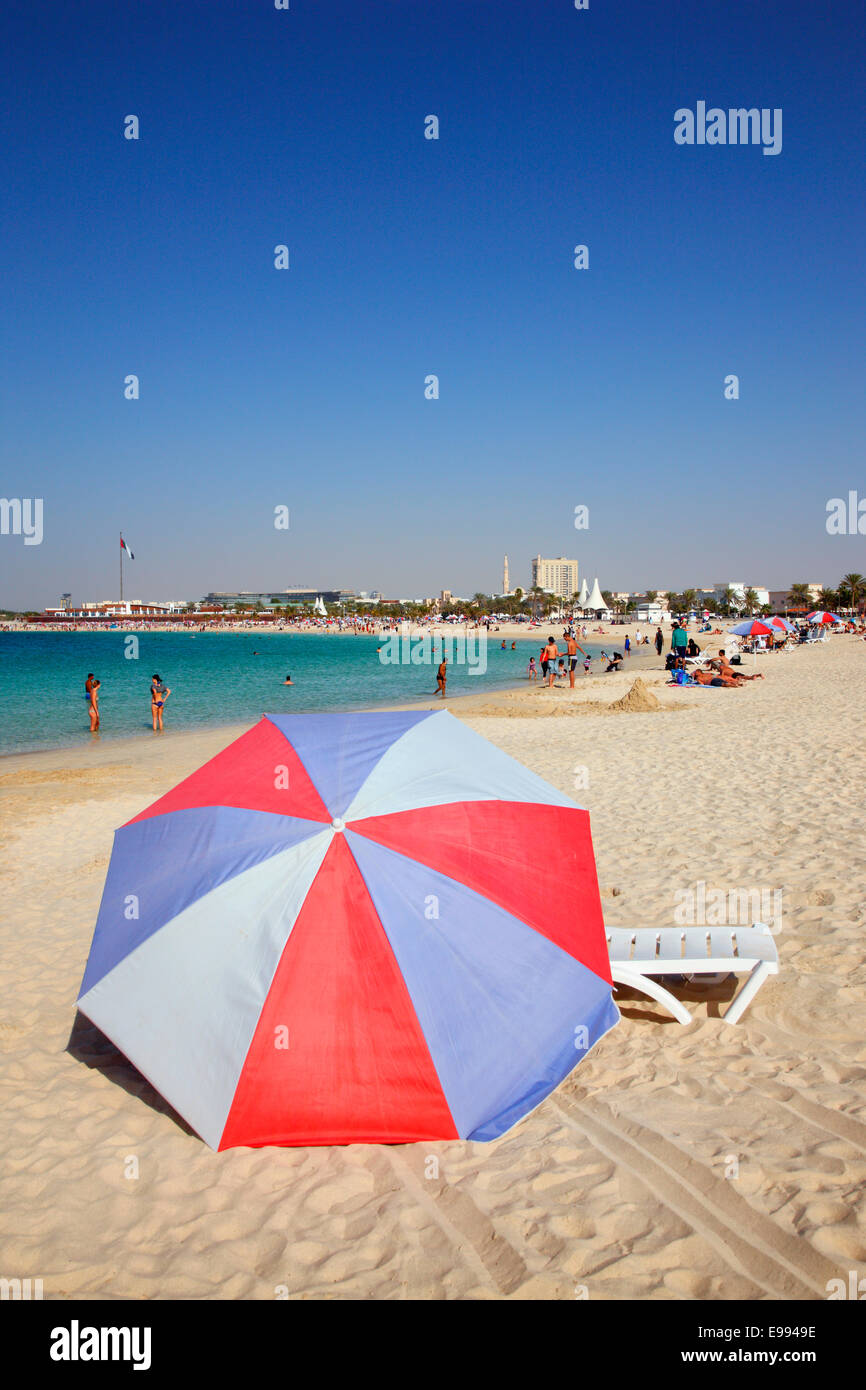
[707,582,770,610]
[636,602,666,623]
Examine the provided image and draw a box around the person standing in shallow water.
[434,656,447,698]
[85,673,100,731]
[150,673,171,731]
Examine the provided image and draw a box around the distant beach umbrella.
[730,620,775,637]
[77,711,618,1149]
[765,616,796,631]
[806,611,840,625]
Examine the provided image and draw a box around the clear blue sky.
[1,0,864,609]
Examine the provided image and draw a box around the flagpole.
[120,533,123,603]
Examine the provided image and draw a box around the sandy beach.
[1,637,864,1300]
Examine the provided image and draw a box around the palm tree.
[528,585,545,621]
[787,583,810,613]
[645,590,658,604]
[680,588,697,614]
[840,573,864,615]
[472,592,489,616]
[742,587,759,614]
[816,587,838,612]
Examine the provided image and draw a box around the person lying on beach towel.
[692,667,764,687]
[691,670,735,687]
[709,651,765,682]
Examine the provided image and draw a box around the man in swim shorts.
[543,636,559,688]
[434,656,447,698]
[565,632,587,689]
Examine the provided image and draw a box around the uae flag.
[121,537,135,560]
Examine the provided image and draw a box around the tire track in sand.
[551,1094,840,1299]
[384,1148,529,1296]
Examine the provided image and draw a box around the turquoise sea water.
[0,631,610,755]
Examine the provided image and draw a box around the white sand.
[1,638,864,1299]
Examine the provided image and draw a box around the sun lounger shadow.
[612,974,739,1024]
[66,1009,196,1137]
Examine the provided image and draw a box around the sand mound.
[607,677,662,713]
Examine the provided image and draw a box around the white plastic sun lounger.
[606,923,779,1025]
[682,652,716,672]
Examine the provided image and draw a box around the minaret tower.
[503,554,510,595]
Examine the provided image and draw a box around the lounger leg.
[612,968,693,1025]
[722,961,771,1025]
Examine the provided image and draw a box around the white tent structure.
[585,577,609,615]
[578,578,590,609]
[313,596,328,618]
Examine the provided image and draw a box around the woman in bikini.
[85,674,100,731]
[150,673,171,731]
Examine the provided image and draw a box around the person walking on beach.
[85,673,100,731]
[528,656,538,680]
[655,627,663,656]
[434,656,447,698]
[565,632,587,689]
[624,635,631,657]
[150,673,171,731]
[671,621,688,669]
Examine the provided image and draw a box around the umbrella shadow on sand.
[66,1010,197,1138]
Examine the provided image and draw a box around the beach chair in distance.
[605,923,779,1025]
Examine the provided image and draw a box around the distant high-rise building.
[531,554,579,600]
[502,554,510,594]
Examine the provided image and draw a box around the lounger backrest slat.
[681,929,714,960]
[708,929,739,959]
[728,927,780,965]
[605,928,638,962]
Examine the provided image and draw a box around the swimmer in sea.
[283,674,293,685]
[150,673,171,731]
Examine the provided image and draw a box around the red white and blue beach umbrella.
[730,619,775,637]
[77,711,618,1150]
[765,615,795,632]
[806,611,840,625]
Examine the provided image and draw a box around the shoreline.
[0,643,666,764]
[0,632,665,760]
